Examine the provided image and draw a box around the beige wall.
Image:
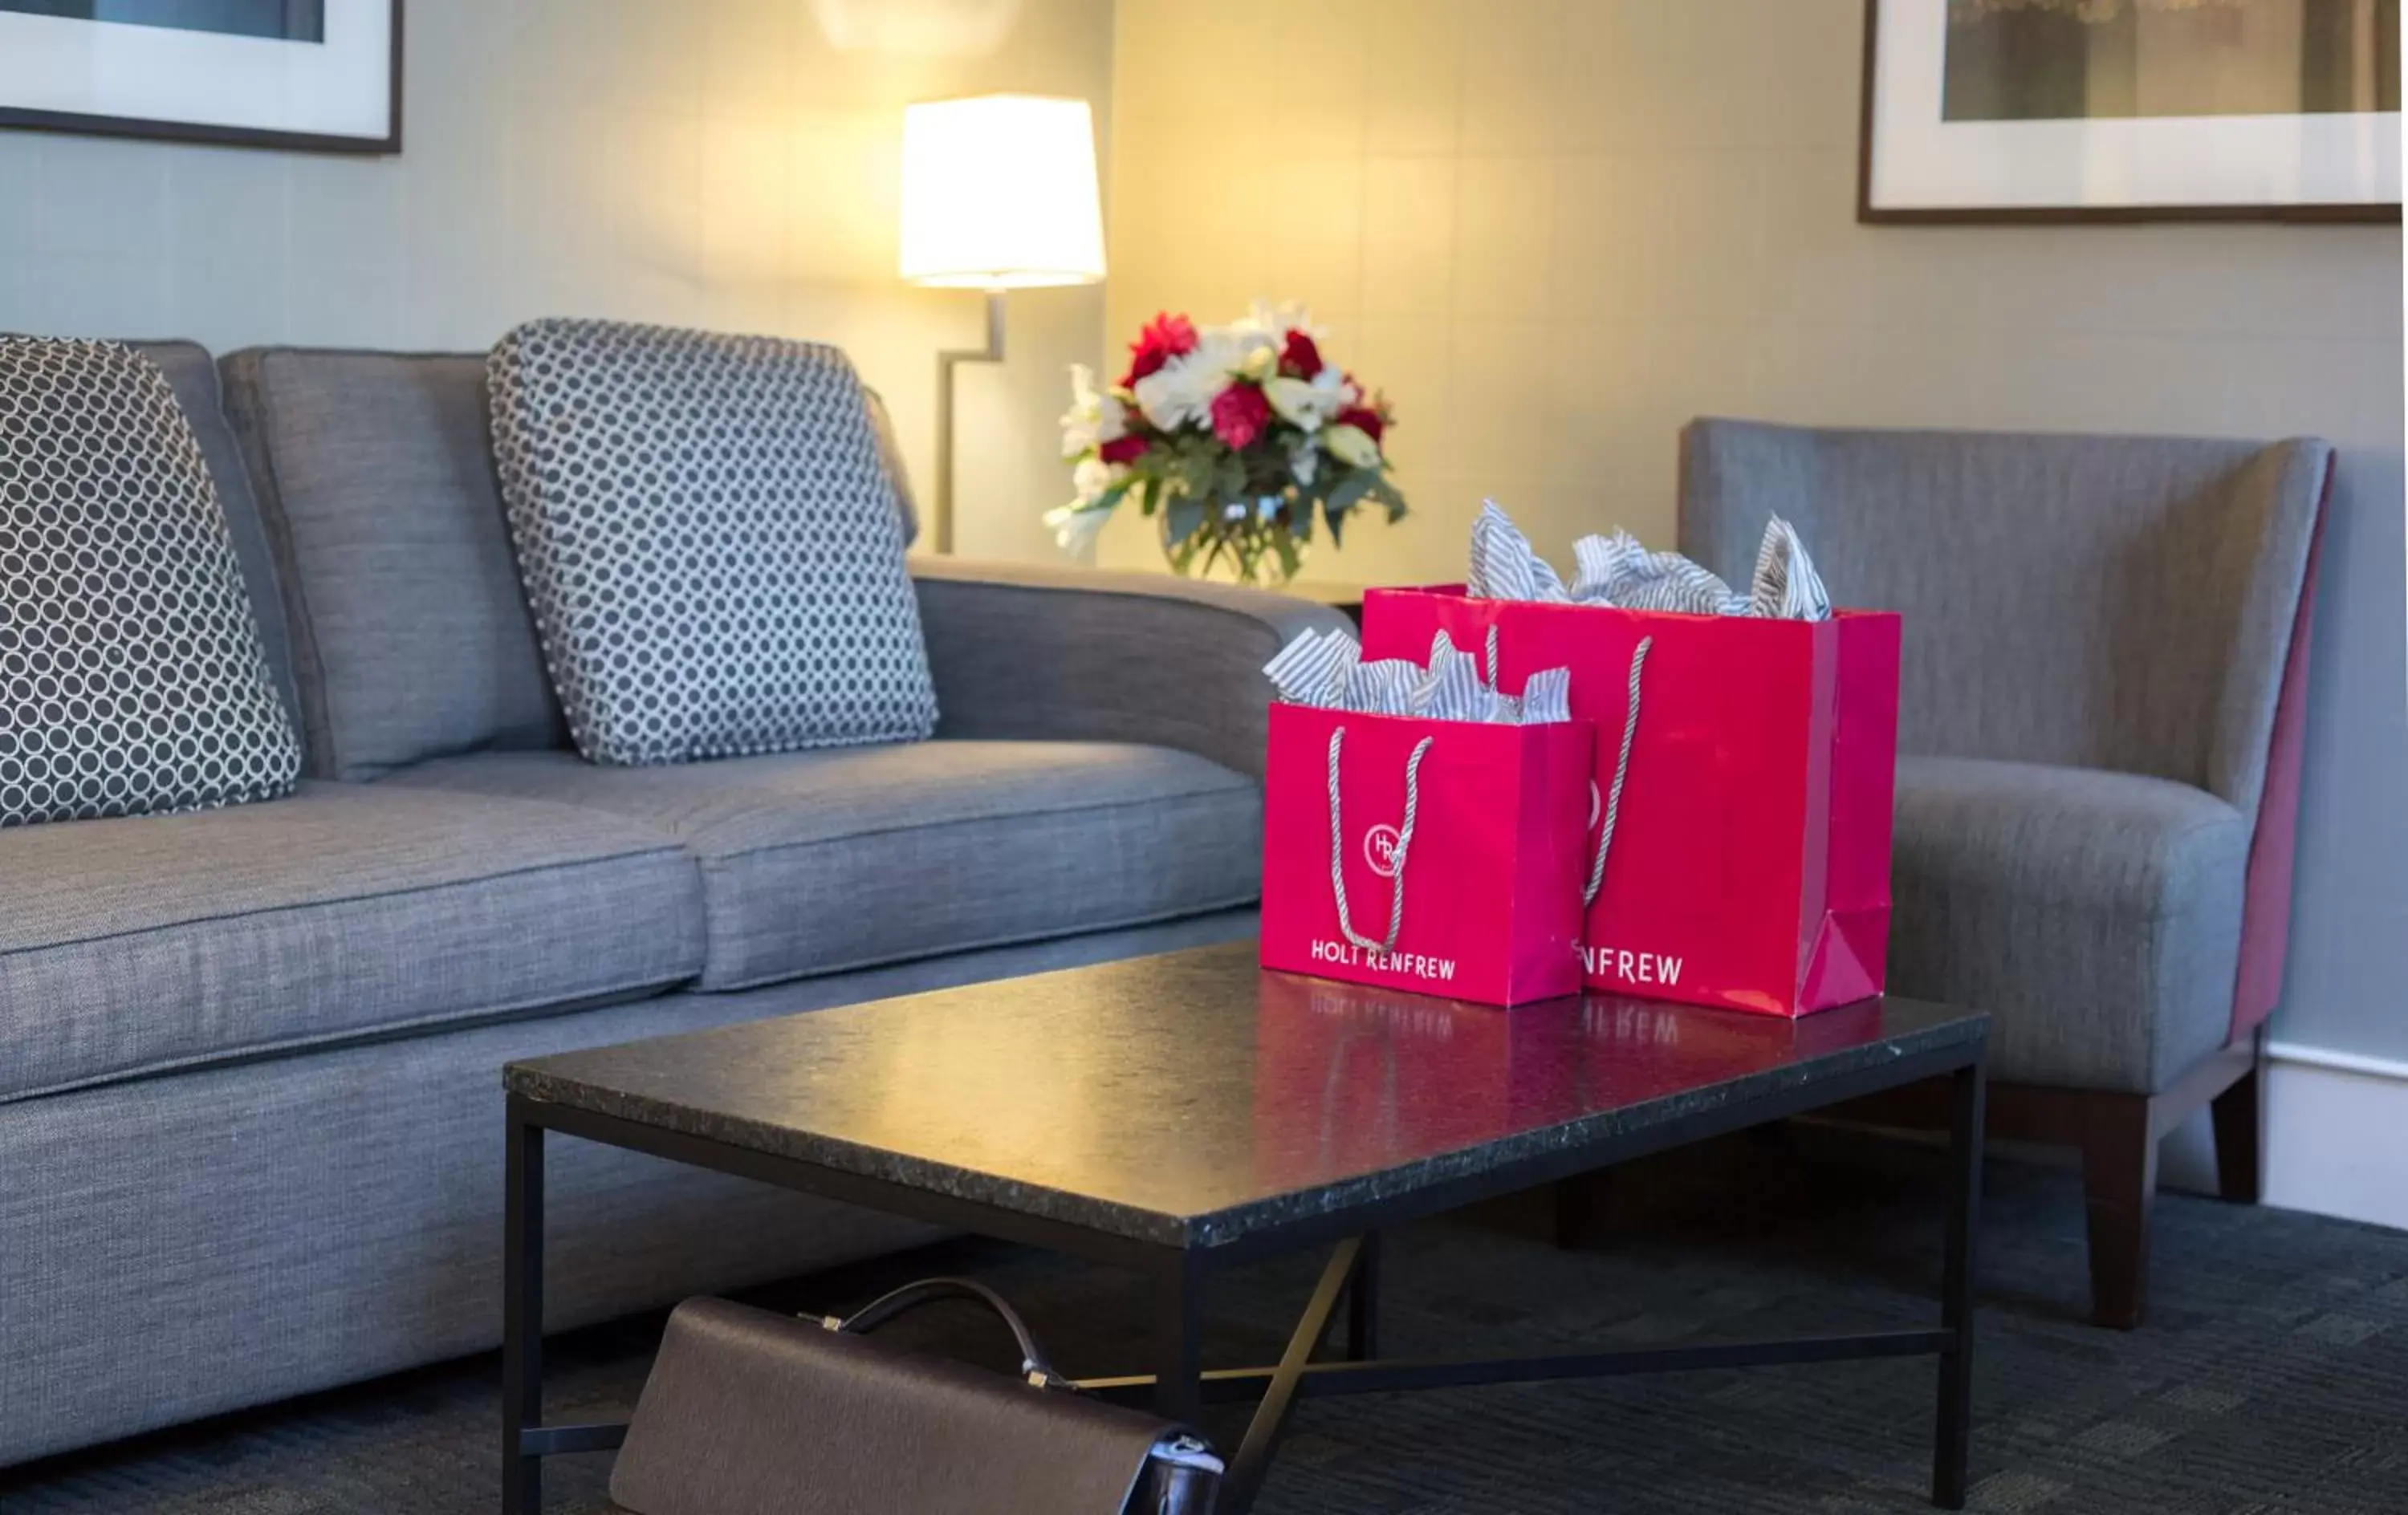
[0,0,1114,563]
[1104,0,2398,581]
[1107,0,2408,1065]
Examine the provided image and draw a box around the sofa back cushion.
[130,340,300,726]
[486,319,937,766]
[0,338,302,825]
[219,347,568,781]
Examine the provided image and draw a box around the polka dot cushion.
[0,338,301,828]
[487,319,938,767]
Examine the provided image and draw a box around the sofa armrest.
[911,558,1351,780]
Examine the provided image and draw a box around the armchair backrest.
[1678,419,2329,818]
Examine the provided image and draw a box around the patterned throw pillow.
[487,319,939,766]
[0,339,301,827]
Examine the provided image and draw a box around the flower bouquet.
[1048,303,1408,586]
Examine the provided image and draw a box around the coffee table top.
[506,943,1984,1252]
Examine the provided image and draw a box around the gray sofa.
[0,340,1344,1468]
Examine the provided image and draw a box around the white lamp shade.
[899,94,1106,289]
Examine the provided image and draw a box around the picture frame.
[1860,0,2401,224]
[0,0,402,156]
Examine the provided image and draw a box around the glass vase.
[1158,494,1308,587]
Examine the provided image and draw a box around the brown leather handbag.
[609,1280,1223,1514]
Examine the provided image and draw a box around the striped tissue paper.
[1466,502,1830,621]
[1263,628,1571,725]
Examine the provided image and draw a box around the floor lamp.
[899,95,1108,554]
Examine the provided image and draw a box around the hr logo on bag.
[1363,824,1404,879]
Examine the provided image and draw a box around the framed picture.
[1861,0,2400,222]
[0,1,401,155]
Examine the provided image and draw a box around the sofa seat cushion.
[380,741,1263,991]
[0,783,705,1103]
[1887,755,2250,1095]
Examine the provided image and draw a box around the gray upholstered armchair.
[1680,419,2329,1328]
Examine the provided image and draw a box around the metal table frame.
[503,1039,1985,1514]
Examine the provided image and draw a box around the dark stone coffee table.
[501,942,1988,1513]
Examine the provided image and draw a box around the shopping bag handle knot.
[1327,728,1435,955]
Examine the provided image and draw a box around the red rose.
[1098,434,1149,465]
[1279,329,1322,379]
[1335,404,1385,443]
[1209,383,1272,451]
[1119,311,1198,388]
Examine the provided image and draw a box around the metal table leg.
[1223,1238,1361,1515]
[1346,1230,1381,1361]
[1153,1250,1206,1424]
[1932,1058,1986,1509]
[502,1102,544,1515]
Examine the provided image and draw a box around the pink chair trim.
[2228,456,2333,1044]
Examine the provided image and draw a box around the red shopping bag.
[1258,703,1592,1006]
[1361,587,1902,1017]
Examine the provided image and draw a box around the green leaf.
[1089,477,1135,515]
[1165,495,1206,546]
[1271,528,1302,583]
[1320,468,1377,519]
[1214,453,1247,504]
[1371,473,1411,524]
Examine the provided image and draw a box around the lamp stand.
[931,290,1007,555]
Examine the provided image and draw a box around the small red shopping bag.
[1361,588,1902,1017]
[1258,703,1592,1007]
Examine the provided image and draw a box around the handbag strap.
[821,1277,1072,1389]
[1326,726,1435,955]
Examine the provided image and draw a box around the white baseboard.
[2262,1040,2408,1232]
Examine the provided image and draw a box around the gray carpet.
[6,1128,2405,1514]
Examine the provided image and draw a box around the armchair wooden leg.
[2077,1093,2158,1330]
[2210,1031,2268,1204]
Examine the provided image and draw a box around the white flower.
[1043,501,1112,558]
[1262,376,1325,432]
[1046,456,1125,558]
[1323,422,1381,470]
[1070,454,1121,504]
[1310,366,1359,412]
[1131,350,1218,430]
[1131,326,1277,431]
[1206,323,1281,385]
[1237,298,1323,342]
[1059,364,1128,457]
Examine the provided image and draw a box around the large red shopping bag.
[1361,588,1902,1017]
[1258,703,1592,1006]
